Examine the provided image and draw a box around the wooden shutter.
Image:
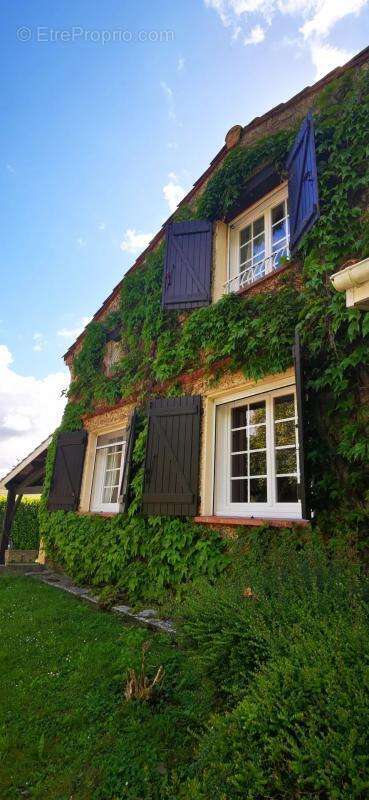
[47,430,87,512]
[293,330,310,520]
[118,411,137,513]
[286,112,319,252]
[142,396,201,516]
[162,220,212,310]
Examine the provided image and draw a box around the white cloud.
[309,40,353,78]
[57,316,92,341]
[204,0,369,78]
[163,173,186,213]
[33,332,46,353]
[177,56,185,71]
[0,344,68,477]
[160,80,182,125]
[6,163,15,175]
[98,222,106,231]
[76,236,86,247]
[244,23,265,43]
[120,228,153,254]
[301,0,368,38]
[160,81,173,100]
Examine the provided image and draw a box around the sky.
[1,0,369,477]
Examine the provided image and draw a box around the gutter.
[330,258,369,309]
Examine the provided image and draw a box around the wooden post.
[0,487,16,564]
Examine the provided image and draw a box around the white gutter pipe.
[330,257,369,309]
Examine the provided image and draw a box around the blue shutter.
[162,220,212,310]
[286,113,319,252]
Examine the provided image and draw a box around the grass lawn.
[0,575,206,800]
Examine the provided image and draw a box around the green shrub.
[0,497,40,550]
[40,510,228,604]
[178,531,369,799]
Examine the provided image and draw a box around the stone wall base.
[5,549,39,565]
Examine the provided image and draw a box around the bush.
[0,497,40,550]
[40,511,228,603]
[178,530,369,799]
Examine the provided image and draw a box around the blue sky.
[1,0,369,474]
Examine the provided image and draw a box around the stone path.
[24,568,176,635]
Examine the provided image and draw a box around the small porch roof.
[2,436,52,494]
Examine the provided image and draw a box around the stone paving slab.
[26,569,175,635]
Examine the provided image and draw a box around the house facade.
[40,47,369,572]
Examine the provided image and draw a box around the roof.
[2,436,52,490]
[64,44,369,362]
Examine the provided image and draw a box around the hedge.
[0,497,40,550]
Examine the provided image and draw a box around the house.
[3,46,369,566]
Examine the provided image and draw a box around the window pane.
[253,234,265,262]
[240,225,251,247]
[250,451,267,476]
[232,406,247,429]
[274,395,295,420]
[249,402,266,424]
[232,453,248,477]
[249,425,266,449]
[275,420,295,446]
[253,216,264,237]
[276,449,297,474]
[250,478,267,503]
[97,430,124,446]
[272,202,285,226]
[240,241,252,267]
[106,451,121,470]
[110,486,119,504]
[272,218,287,249]
[277,476,298,503]
[232,428,247,452]
[104,468,119,487]
[232,479,248,503]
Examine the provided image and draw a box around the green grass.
[0,575,207,800]
[2,535,369,800]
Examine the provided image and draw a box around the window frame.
[89,429,127,513]
[213,384,301,519]
[227,183,289,294]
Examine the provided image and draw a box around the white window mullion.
[265,209,272,275]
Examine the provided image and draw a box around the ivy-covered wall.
[40,66,369,594]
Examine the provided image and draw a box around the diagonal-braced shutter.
[47,430,87,512]
[118,411,138,513]
[286,112,319,252]
[162,220,212,310]
[293,329,310,520]
[142,396,201,516]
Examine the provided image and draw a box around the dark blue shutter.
[286,113,319,252]
[142,396,201,516]
[293,330,310,520]
[162,220,212,310]
[47,430,87,512]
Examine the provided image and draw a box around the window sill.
[236,262,292,297]
[194,515,310,529]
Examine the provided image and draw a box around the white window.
[90,429,126,513]
[214,387,301,519]
[226,185,289,294]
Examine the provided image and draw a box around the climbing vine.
[40,64,369,581]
